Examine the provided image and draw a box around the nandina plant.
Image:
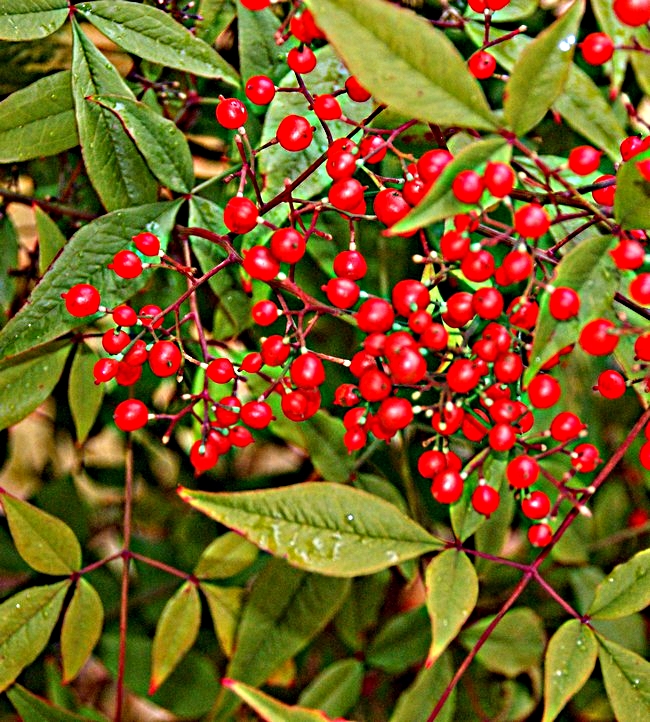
[0,0,649,720]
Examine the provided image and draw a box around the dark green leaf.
[76,0,238,83]
[0,343,70,431]
[597,635,650,722]
[299,411,355,484]
[0,213,18,315]
[35,207,67,274]
[68,344,104,443]
[60,579,104,684]
[196,0,236,44]
[389,651,456,722]
[150,582,201,694]
[1,491,82,574]
[334,571,390,651]
[298,659,364,718]
[366,606,430,673]
[91,94,194,193]
[425,550,478,663]
[0,0,68,41]
[525,234,618,382]
[474,482,515,572]
[0,581,70,693]
[194,532,258,579]
[504,0,584,135]
[614,155,650,230]
[0,200,182,365]
[238,5,293,82]
[71,20,158,210]
[588,550,650,620]
[178,482,442,577]
[201,583,244,657]
[460,607,546,677]
[0,70,77,162]
[305,0,497,130]
[542,620,597,722]
[7,683,103,722]
[614,304,650,408]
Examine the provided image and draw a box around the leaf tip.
[148,678,160,696]
[221,677,235,689]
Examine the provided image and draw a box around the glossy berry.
[527,374,561,408]
[326,151,357,180]
[123,339,148,366]
[323,278,360,309]
[376,396,414,433]
[528,523,553,547]
[245,75,275,105]
[240,352,263,373]
[472,485,500,516]
[592,175,616,205]
[549,287,580,320]
[240,400,274,429]
[132,232,160,256]
[579,33,615,65]
[431,470,464,504]
[206,357,235,384]
[291,352,326,387]
[579,318,619,355]
[391,279,429,317]
[329,178,366,212]
[568,145,603,175]
[513,204,550,238]
[461,249,495,282]
[243,246,280,281]
[447,359,481,394]
[215,97,248,129]
[251,300,279,326]
[93,358,118,384]
[356,298,395,333]
[550,411,585,441]
[139,304,164,329]
[483,161,515,197]
[506,455,539,489]
[345,76,371,102]
[521,490,551,520]
[224,196,258,235]
[629,273,650,305]
[270,228,306,264]
[333,250,367,280]
[417,149,453,183]
[468,50,497,79]
[115,361,142,386]
[452,170,484,204]
[102,329,130,355]
[261,335,291,366]
[189,438,220,474]
[114,399,149,432]
[149,340,182,377]
[610,239,646,270]
[417,450,448,479]
[112,305,138,327]
[62,283,101,317]
[277,115,314,152]
[359,135,387,164]
[312,94,342,120]
[108,250,143,279]
[595,369,626,398]
[287,46,317,74]
[240,0,270,9]
[373,188,410,226]
[613,0,650,26]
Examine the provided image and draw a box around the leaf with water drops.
[597,634,650,722]
[425,549,478,664]
[0,581,70,693]
[178,482,441,577]
[61,578,104,684]
[588,549,650,620]
[0,0,68,41]
[1,491,82,574]
[542,620,597,722]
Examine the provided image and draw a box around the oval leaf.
[7,683,104,722]
[389,651,456,722]
[91,94,194,193]
[305,0,497,131]
[0,581,70,693]
[597,635,650,722]
[0,492,82,574]
[35,207,67,274]
[298,659,364,718]
[0,70,77,162]
[366,606,431,673]
[76,0,238,84]
[588,550,650,620]
[178,482,441,577]
[68,344,104,443]
[194,532,258,580]
[150,582,201,694]
[201,583,244,657]
[542,620,597,722]
[425,549,478,663]
[61,578,104,683]
[614,155,650,230]
[0,0,68,41]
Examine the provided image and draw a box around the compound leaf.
[588,550,650,620]
[61,578,104,684]
[597,635,650,722]
[0,0,68,41]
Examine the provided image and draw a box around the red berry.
[431,404,465,436]
[550,411,585,441]
[488,423,517,452]
[93,358,118,384]
[549,286,580,320]
[216,97,248,129]
[206,357,235,384]
[62,283,101,317]
[326,151,357,180]
[483,161,515,197]
[452,170,484,204]
[240,0,270,9]
[472,485,500,516]
[245,75,275,105]
[579,33,615,65]
[443,292,475,328]
[323,277,360,309]
[629,273,650,305]
[112,305,138,327]
[592,175,616,205]
[329,178,366,212]
[123,339,148,366]
[610,239,646,270]
[240,400,274,429]
[568,145,603,175]
[635,333,650,361]
[528,523,553,547]
[139,304,164,329]
[579,318,618,355]
[447,359,482,394]
[148,340,182,377]
[114,399,149,432]
[375,396,414,433]
[108,250,143,279]
[102,329,130,355]
[243,246,280,281]
[224,196,258,235]
[132,232,160,256]
[521,490,551,520]
[595,369,626,398]
[115,361,142,386]
[507,455,539,489]
[270,228,306,265]
[513,204,550,238]
[461,249,495,282]
[373,188,411,226]
[613,0,650,26]
[290,352,326,388]
[189,438,220,474]
[417,149,453,183]
[359,368,392,402]
[391,279,429,317]
[345,76,371,102]
[359,135,387,164]
[356,298,395,333]
[333,250,367,280]
[289,9,324,43]
[229,425,254,447]
[468,50,497,79]
[440,231,470,261]
[312,94,342,120]
[640,441,650,469]
[287,46,317,74]
[277,115,314,152]
[431,470,464,504]
[527,374,561,408]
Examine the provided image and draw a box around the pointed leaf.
[0,70,77,162]
[201,583,244,657]
[91,94,194,193]
[366,606,430,673]
[389,651,456,722]
[1,492,82,574]
[542,620,597,722]
[0,200,182,365]
[299,412,355,485]
[0,214,18,317]
[588,550,650,620]
[597,635,650,722]
[196,0,236,44]
[425,550,478,663]
[68,344,104,443]
[504,0,584,135]
[150,582,201,694]
[238,5,294,82]
[61,578,104,683]
[629,26,650,95]
[178,482,441,577]
[0,0,68,41]
[7,683,104,721]
[614,154,650,230]
[76,0,238,84]
[305,0,497,131]
[298,659,364,718]
[525,234,618,382]
[195,532,258,580]
[224,679,349,722]
[591,0,631,94]
[71,20,158,211]
[0,581,70,693]
[0,342,70,430]
[35,207,67,274]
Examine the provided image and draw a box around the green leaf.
[474,481,515,571]
[614,156,650,230]
[629,26,650,95]
[0,581,70,693]
[1,492,82,574]
[0,343,70,431]
[194,532,258,579]
[68,344,104,443]
[238,5,293,83]
[150,582,201,694]
[196,0,236,44]
[35,207,67,274]
[224,679,350,722]
[392,138,508,234]
[7,683,104,722]
[0,200,182,365]
[525,234,619,382]
[542,620,597,722]
[504,0,584,135]
[0,70,78,162]
[201,583,244,657]
[0,0,68,41]
[77,0,238,84]
[305,0,497,131]
[299,412,355,484]
[366,606,430,673]
[90,94,194,193]
[178,482,441,577]
[425,549,478,663]
[591,0,631,94]
[460,607,546,677]
[60,578,104,684]
[71,20,158,211]
[0,213,18,317]
[334,571,390,651]
[597,635,650,722]
[216,559,349,718]
[389,651,456,722]
[588,550,650,620]
[298,659,364,718]
[464,0,538,22]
